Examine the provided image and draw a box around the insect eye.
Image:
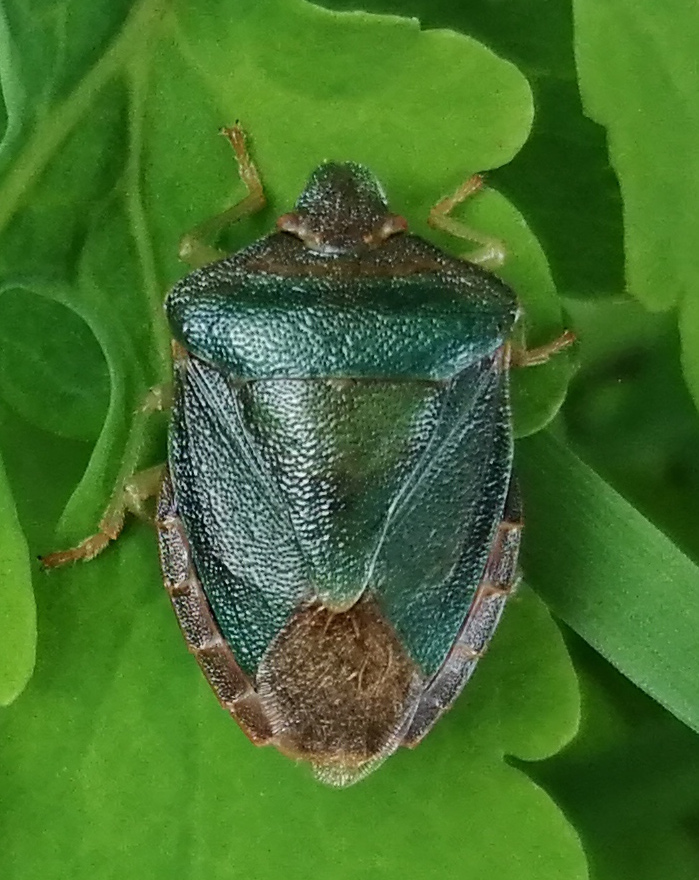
[363,214,408,246]
[276,212,322,247]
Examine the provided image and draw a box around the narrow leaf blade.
[519,430,699,733]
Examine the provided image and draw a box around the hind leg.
[41,384,171,568]
[510,331,576,367]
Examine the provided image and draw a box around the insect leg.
[428,173,506,269]
[510,329,576,367]
[41,384,172,568]
[178,123,266,269]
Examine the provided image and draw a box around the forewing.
[169,355,310,675]
[370,352,513,677]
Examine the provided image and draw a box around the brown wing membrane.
[256,598,424,785]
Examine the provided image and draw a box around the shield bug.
[44,126,573,786]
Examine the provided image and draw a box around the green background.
[1,0,699,877]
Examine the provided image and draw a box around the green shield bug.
[44,126,573,786]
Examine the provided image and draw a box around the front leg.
[178,124,267,269]
[428,173,506,270]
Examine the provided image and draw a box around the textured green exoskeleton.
[37,128,572,785]
[156,156,526,786]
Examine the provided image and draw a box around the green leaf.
[519,430,699,734]
[3,521,584,878]
[0,1,582,878]
[0,285,109,441]
[561,296,699,562]
[0,450,35,706]
[573,0,699,407]
[319,0,626,299]
[538,637,699,880]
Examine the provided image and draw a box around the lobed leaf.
[319,0,626,300]
[573,0,699,408]
[0,1,583,877]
